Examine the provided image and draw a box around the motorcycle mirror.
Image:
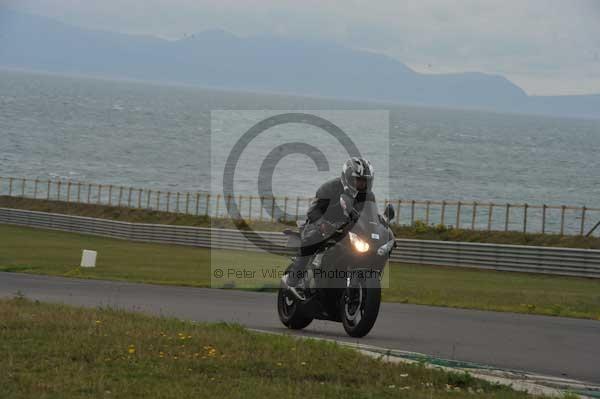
[384,203,395,222]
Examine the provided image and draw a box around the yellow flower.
[128,348,135,354]
[95,320,102,325]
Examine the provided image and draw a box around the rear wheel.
[277,287,313,330]
[340,276,381,338]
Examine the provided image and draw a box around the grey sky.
[4,0,600,95]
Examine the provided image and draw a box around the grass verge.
[0,297,547,398]
[2,224,599,320]
[2,195,600,249]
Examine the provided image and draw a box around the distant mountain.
[1,8,599,119]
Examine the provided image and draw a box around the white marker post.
[80,250,97,268]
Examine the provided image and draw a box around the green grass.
[0,297,547,398]
[2,195,600,249]
[2,224,600,320]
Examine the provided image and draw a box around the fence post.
[504,204,510,232]
[195,193,200,216]
[396,200,401,225]
[97,184,102,204]
[225,194,232,218]
[33,179,39,199]
[456,201,461,229]
[156,191,161,210]
[87,183,92,203]
[283,197,288,222]
[250,196,255,220]
[487,203,493,231]
[147,190,152,209]
[471,202,477,230]
[108,185,113,206]
[66,181,72,202]
[271,197,276,222]
[128,187,133,208]
[440,201,446,226]
[175,192,180,213]
[0,176,2,195]
[259,196,265,221]
[560,205,566,236]
[215,194,221,217]
[77,182,81,203]
[118,186,123,206]
[410,200,415,226]
[523,203,528,233]
[295,197,300,221]
[580,206,587,236]
[166,192,171,212]
[57,181,62,201]
[239,195,244,220]
[185,192,190,214]
[138,189,143,209]
[542,205,547,234]
[9,177,14,196]
[205,194,211,217]
[21,178,26,197]
[425,201,430,225]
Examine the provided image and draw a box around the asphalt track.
[1,272,599,384]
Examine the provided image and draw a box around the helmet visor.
[352,176,373,193]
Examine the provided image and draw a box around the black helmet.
[341,157,374,197]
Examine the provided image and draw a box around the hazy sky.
[4,0,600,95]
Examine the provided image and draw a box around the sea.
[1,68,599,214]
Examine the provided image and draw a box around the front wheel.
[277,287,313,330]
[340,276,381,338]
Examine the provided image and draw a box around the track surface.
[1,272,599,384]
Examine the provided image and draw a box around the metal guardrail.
[1,207,599,279]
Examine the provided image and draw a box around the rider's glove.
[319,222,329,236]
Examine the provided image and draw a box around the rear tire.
[341,276,381,338]
[277,287,313,330]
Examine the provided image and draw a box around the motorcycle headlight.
[377,239,395,256]
[349,232,370,253]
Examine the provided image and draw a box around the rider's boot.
[281,256,309,300]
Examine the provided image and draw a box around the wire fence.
[1,176,599,237]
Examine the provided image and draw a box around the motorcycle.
[277,193,396,338]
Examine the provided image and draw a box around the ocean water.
[1,69,599,212]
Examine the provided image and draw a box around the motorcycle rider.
[282,157,375,299]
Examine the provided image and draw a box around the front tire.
[277,287,313,330]
[341,276,381,338]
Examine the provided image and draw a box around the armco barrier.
[1,207,599,279]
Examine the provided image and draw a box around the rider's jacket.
[307,178,346,224]
[307,177,375,224]
[300,178,375,254]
